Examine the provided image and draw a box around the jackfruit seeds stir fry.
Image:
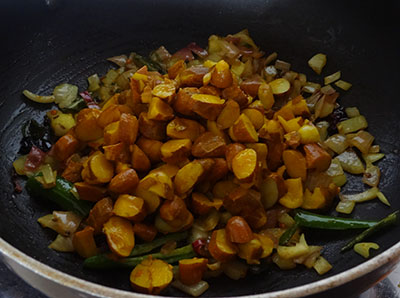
[14,30,396,296]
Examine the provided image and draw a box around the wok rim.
[1,236,400,297]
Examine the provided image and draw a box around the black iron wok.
[0,0,400,297]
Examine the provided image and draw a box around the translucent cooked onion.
[13,155,28,175]
[313,256,332,275]
[38,211,82,236]
[302,82,321,94]
[320,84,336,95]
[324,71,341,85]
[339,187,379,203]
[324,134,348,154]
[172,280,209,297]
[308,53,327,75]
[23,90,55,104]
[336,149,365,174]
[316,121,330,141]
[218,40,240,59]
[345,107,360,118]
[336,200,355,214]
[354,242,379,258]
[335,80,352,90]
[53,84,78,108]
[87,74,100,92]
[347,130,374,154]
[337,115,368,134]
[52,211,82,236]
[107,54,128,67]
[48,234,74,252]
[377,191,390,206]
[40,164,56,186]
[274,60,291,72]
[362,153,385,164]
[264,52,278,66]
[222,260,248,280]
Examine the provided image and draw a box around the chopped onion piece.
[340,187,379,203]
[151,46,172,64]
[88,74,100,92]
[172,280,209,297]
[336,200,355,214]
[222,260,248,280]
[272,253,296,270]
[23,90,55,104]
[53,84,78,108]
[326,158,344,177]
[218,40,239,59]
[231,60,245,77]
[302,82,321,94]
[294,246,322,265]
[313,256,332,275]
[369,145,380,153]
[362,153,385,164]
[320,84,336,95]
[102,69,119,86]
[337,115,368,134]
[362,165,380,187]
[347,130,375,154]
[303,248,323,269]
[308,53,327,75]
[283,71,298,83]
[345,107,360,118]
[275,60,291,72]
[49,234,74,252]
[377,191,390,206]
[107,55,128,67]
[40,164,56,185]
[324,134,349,154]
[324,71,341,85]
[232,29,258,49]
[298,73,307,85]
[265,52,278,66]
[38,212,82,236]
[52,211,82,236]
[277,234,309,259]
[326,158,347,187]
[278,213,295,228]
[13,155,28,175]
[38,214,59,231]
[335,80,352,91]
[354,242,379,258]
[316,121,330,141]
[336,149,364,174]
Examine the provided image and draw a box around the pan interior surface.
[0,0,399,296]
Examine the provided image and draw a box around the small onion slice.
[308,53,327,75]
[324,71,341,85]
[23,90,55,104]
[171,280,209,297]
[335,80,352,90]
